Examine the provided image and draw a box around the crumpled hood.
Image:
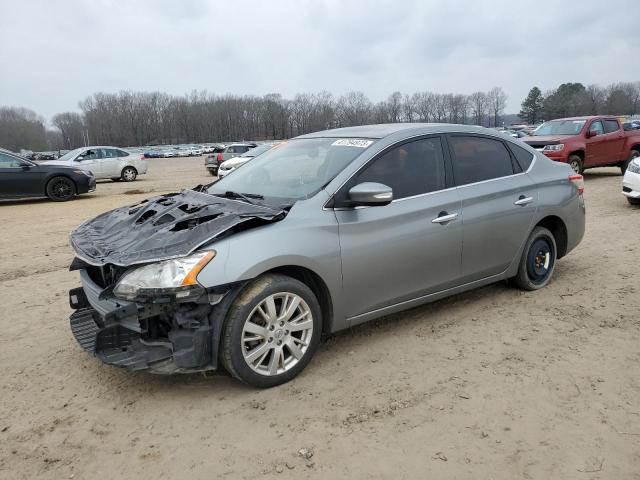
[70,189,286,266]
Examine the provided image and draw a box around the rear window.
[508,143,535,171]
[449,136,515,186]
[603,120,620,134]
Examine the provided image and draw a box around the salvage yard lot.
[1,157,639,479]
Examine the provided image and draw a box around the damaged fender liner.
[70,189,287,266]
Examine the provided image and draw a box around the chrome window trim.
[322,131,537,211]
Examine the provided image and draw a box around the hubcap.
[570,160,580,173]
[53,181,71,198]
[527,238,553,284]
[124,169,135,180]
[241,293,313,376]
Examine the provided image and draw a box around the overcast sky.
[1,0,639,121]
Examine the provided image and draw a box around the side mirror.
[76,156,84,161]
[348,182,393,206]
[21,164,31,171]
[587,129,598,138]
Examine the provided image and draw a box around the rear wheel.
[513,226,557,291]
[628,197,640,206]
[568,155,583,175]
[121,166,137,182]
[221,274,322,388]
[46,176,76,201]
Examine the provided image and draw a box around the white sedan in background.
[218,142,280,178]
[43,146,148,182]
[622,153,640,205]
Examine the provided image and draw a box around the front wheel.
[628,197,640,206]
[221,274,322,388]
[513,226,557,291]
[121,166,137,182]
[568,155,583,175]
[46,176,76,201]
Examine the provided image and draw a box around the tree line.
[2,80,639,152]
[519,82,640,124]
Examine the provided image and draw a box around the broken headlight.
[113,251,215,301]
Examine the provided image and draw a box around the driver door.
[0,153,46,197]
[333,136,462,323]
[584,120,607,167]
[74,148,102,177]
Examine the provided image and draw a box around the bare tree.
[487,87,508,127]
[469,91,488,126]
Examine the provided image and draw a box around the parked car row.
[0,146,148,201]
[144,144,220,158]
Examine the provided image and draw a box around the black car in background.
[0,149,96,201]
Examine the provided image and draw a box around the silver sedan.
[68,124,585,387]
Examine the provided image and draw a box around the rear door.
[334,136,463,320]
[602,119,626,163]
[446,134,536,284]
[99,148,124,177]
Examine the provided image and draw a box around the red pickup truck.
[521,116,640,174]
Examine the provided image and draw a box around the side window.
[508,143,535,171]
[118,149,130,157]
[0,152,23,168]
[589,121,604,135]
[603,120,620,134]
[449,135,515,186]
[354,137,446,199]
[237,146,249,154]
[78,149,99,160]
[226,147,236,154]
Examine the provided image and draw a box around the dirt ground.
[1,157,639,480]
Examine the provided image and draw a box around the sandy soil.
[1,157,639,479]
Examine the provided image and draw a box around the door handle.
[432,212,458,224]
[514,195,534,206]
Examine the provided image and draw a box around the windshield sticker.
[332,139,374,148]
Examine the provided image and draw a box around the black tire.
[568,155,584,175]
[208,168,218,176]
[622,150,640,174]
[221,274,322,388]
[513,226,557,291]
[121,166,137,182]
[46,176,76,201]
[628,197,640,206]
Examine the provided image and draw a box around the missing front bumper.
[68,270,221,374]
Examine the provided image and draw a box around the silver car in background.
[218,142,280,177]
[44,146,148,181]
[68,124,585,387]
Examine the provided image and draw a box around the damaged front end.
[67,189,287,373]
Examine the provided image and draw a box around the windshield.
[240,143,276,158]
[534,120,586,136]
[56,147,83,162]
[208,137,374,202]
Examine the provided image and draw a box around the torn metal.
[70,189,286,266]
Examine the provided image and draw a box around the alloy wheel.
[241,293,313,376]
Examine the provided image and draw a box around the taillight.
[140,154,144,160]
[217,153,223,163]
[569,174,584,195]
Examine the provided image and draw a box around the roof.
[548,116,616,121]
[296,123,487,140]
